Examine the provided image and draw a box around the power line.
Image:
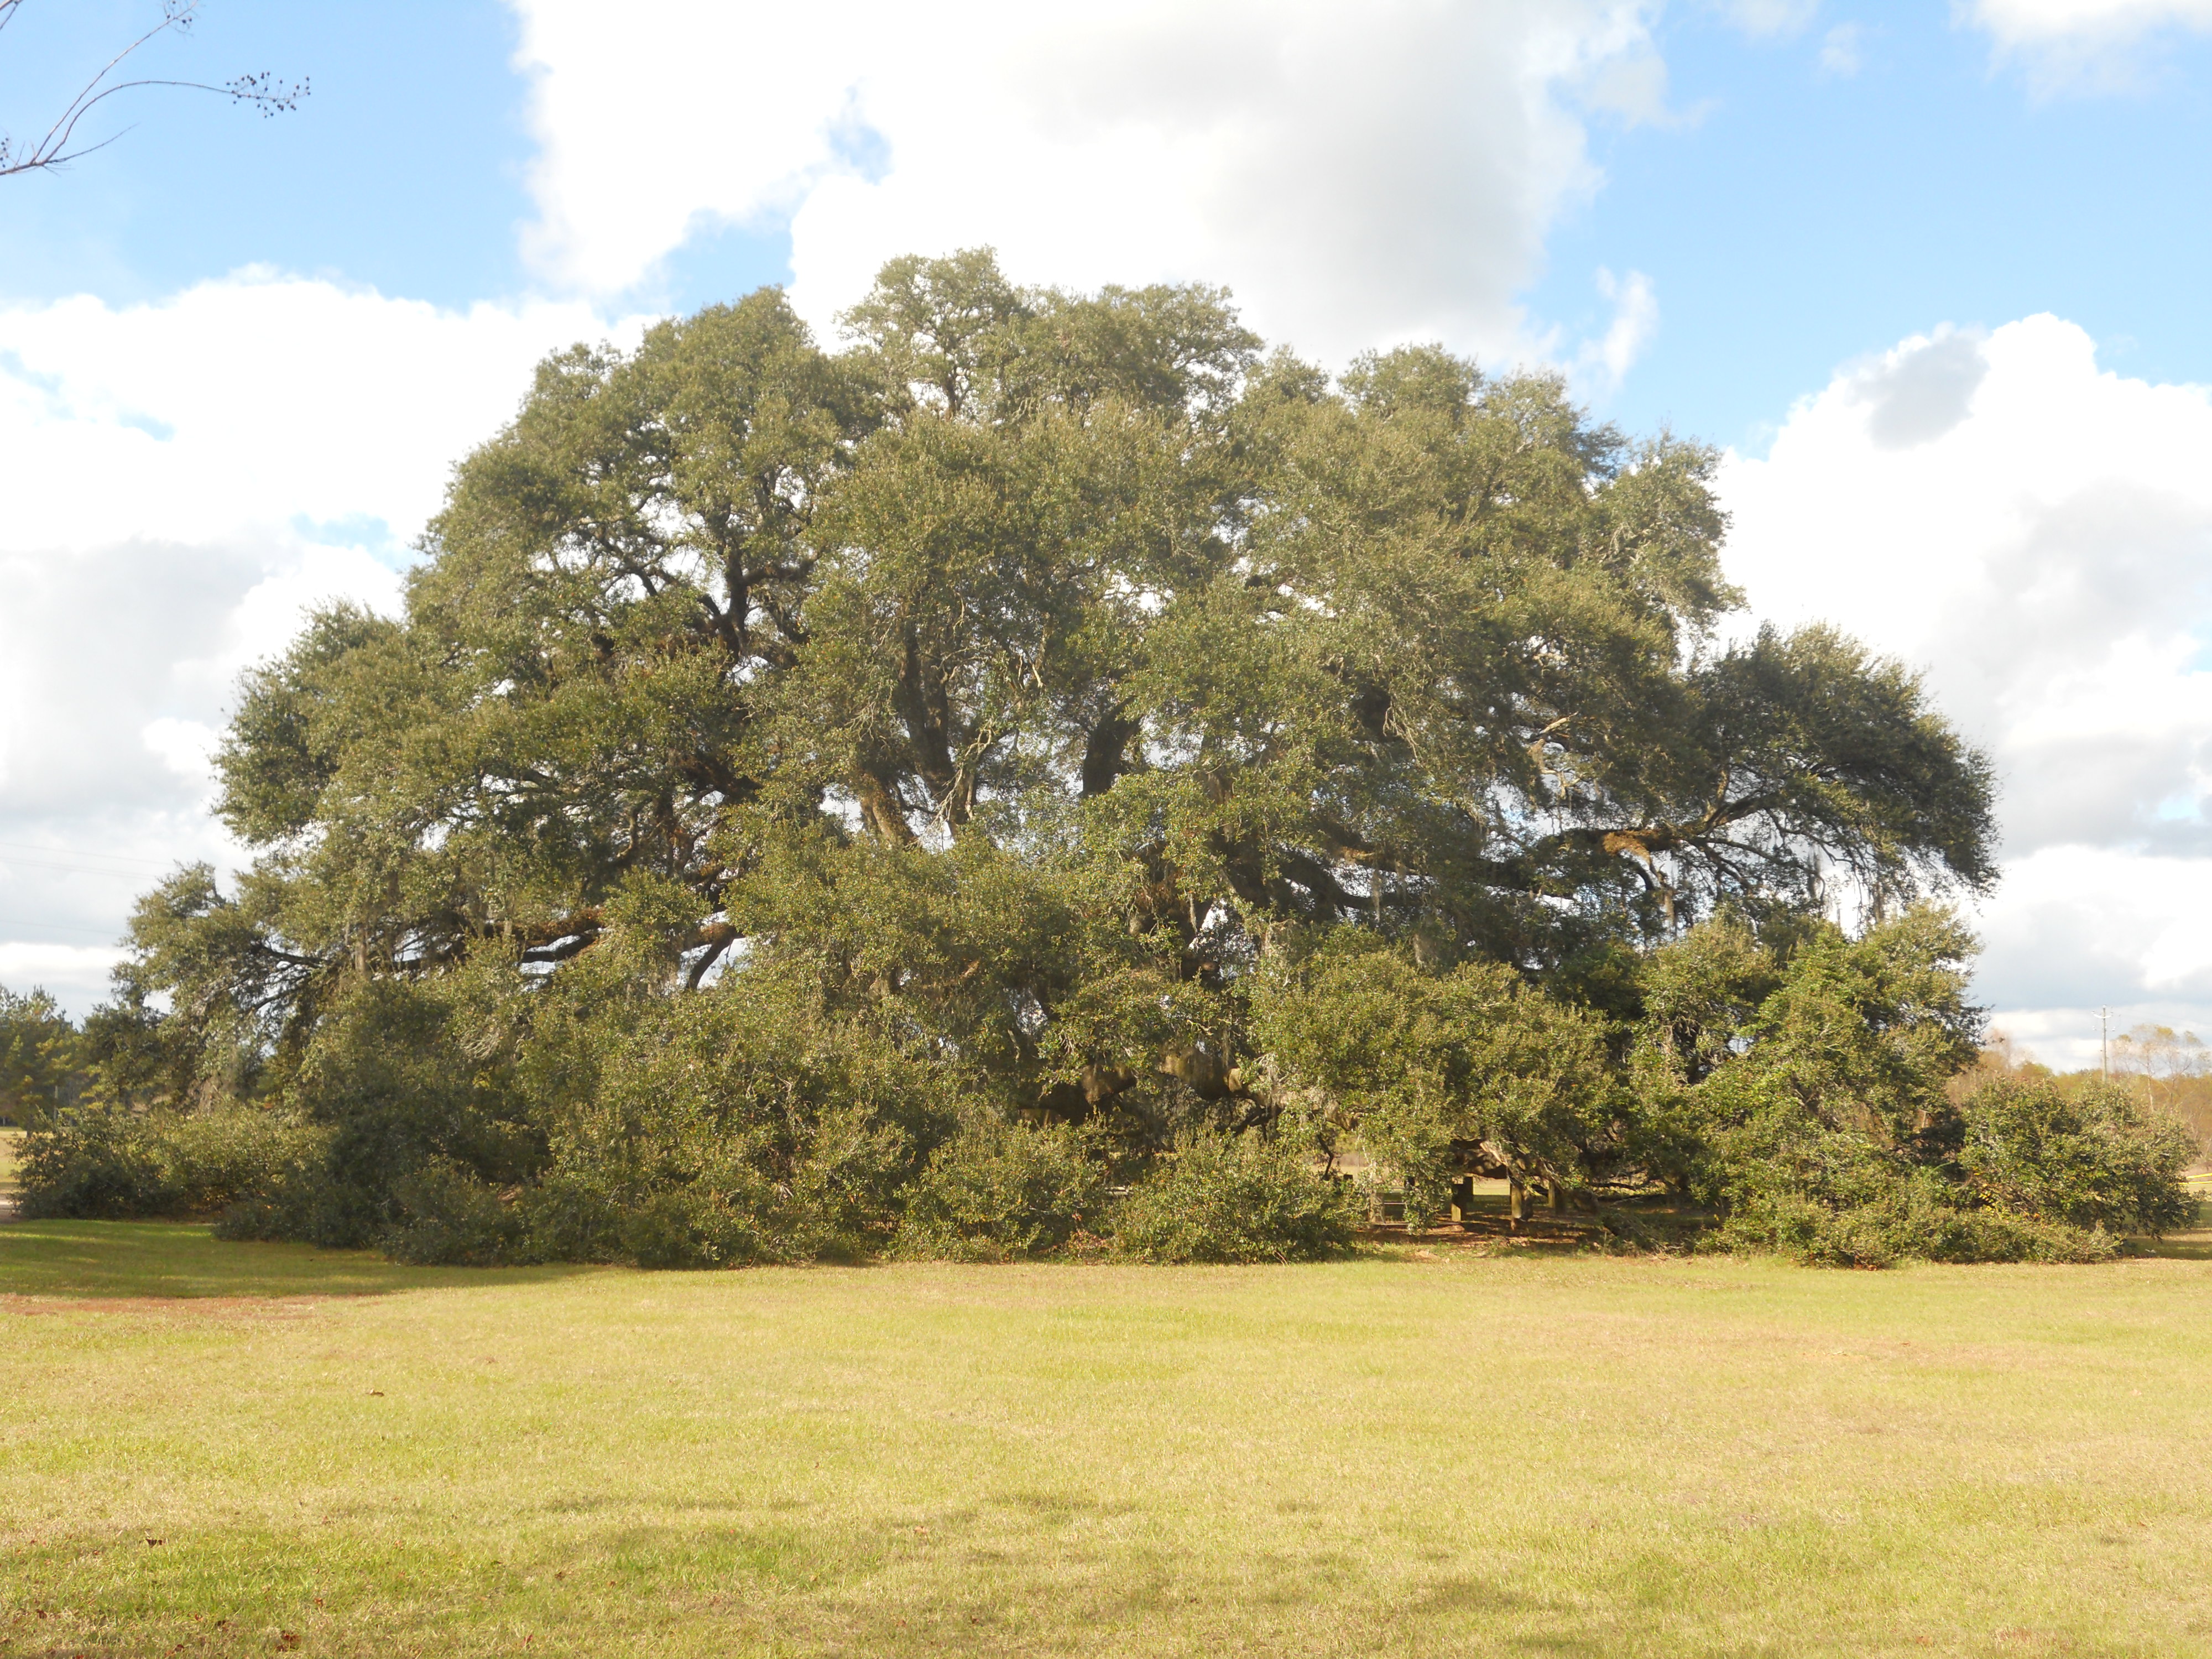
[0,917,126,942]
[0,854,168,881]
[0,841,189,873]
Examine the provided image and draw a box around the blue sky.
[0,0,541,307]
[0,0,801,316]
[7,2,2212,448]
[1546,6,2212,446]
[4,0,2212,1064]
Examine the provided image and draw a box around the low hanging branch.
[0,0,306,180]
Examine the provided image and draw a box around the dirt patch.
[1361,1214,1641,1250]
[0,1293,331,1319]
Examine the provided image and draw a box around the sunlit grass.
[4,1211,2212,1656]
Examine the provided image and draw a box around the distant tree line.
[12,253,2194,1265]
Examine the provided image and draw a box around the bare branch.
[0,1,307,180]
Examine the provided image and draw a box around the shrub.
[1112,1129,1359,1264]
[279,976,544,1249]
[1953,1076,2193,1235]
[211,1164,347,1244]
[894,1115,1108,1261]
[22,1102,326,1221]
[518,1141,821,1269]
[381,1161,528,1266]
[517,974,933,1269]
[18,1104,172,1217]
[1250,932,1615,1223]
[604,1182,790,1271]
[1711,1182,2119,1268]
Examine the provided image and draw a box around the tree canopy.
[36,251,2125,1267]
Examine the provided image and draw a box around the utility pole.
[2101,1007,2110,1082]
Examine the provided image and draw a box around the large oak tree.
[111,251,1999,1253]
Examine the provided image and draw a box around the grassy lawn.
[6,1214,2212,1656]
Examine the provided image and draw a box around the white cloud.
[1974,0,2212,45]
[507,0,1665,364]
[0,275,644,1012]
[1574,267,1659,397]
[1710,0,1821,36]
[0,943,130,1016]
[1819,23,1864,74]
[0,536,406,1011]
[1718,315,2212,1063]
[0,273,632,551]
[1971,0,2212,86]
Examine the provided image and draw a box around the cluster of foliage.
[1,983,80,1127]
[2,978,205,1133]
[17,1097,324,1222]
[18,253,2190,1265]
[1627,912,2193,1264]
[4,976,296,1218]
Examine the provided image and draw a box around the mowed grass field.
[6,1149,2212,1657]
